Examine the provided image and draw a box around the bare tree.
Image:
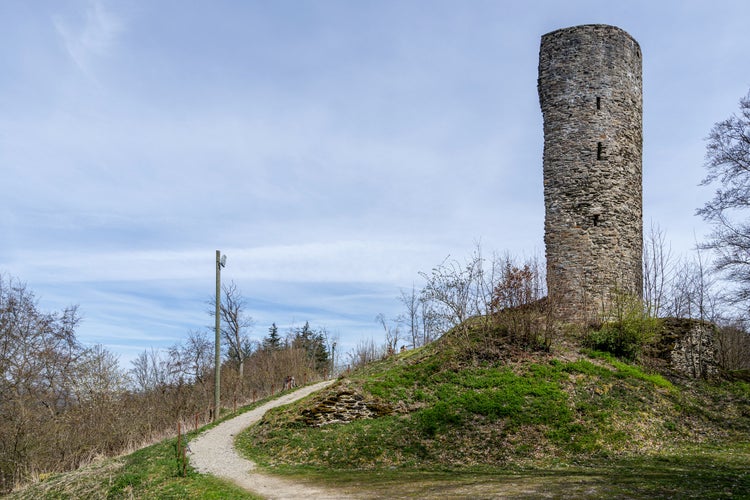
[169,329,213,385]
[667,249,719,322]
[0,274,84,490]
[75,344,125,397]
[376,313,401,355]
[419,252,484,332]
[697,89,750,306]
[398,285,421,348]
[491,255,540,310]
[715,321,750,371]
[346,337,387,370]
[490,254,549,348]
[419,297,445,346]
[129,348,172,392]
[643,222,673,318]
[217,281,255,379]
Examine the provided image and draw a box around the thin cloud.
[12,240,437,287]
[53,0,123,78]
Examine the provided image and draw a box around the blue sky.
[2,0,749,367]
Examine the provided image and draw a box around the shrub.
[490,259,553,350]
[586,291,661,360]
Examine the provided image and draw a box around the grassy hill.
[7,322,750,498]
[236,324,750,497]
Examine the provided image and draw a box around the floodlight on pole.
[214,250,226,421]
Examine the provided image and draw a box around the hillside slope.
[239,328,750,479]
[7,327,749,498]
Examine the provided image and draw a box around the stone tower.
[538,24,643,323]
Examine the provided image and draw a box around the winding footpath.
[189,380,351,499]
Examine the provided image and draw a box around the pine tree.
[291,322,328,372]
[263,323,281,351]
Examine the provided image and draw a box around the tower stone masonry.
[538,24,643,323]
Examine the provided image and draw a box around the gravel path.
[189,380,350,499]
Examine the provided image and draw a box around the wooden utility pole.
[214,250,226,421]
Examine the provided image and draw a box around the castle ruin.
[538,24,643,323]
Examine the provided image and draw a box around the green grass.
[584,349,675,389]
[108,438,254,500]
[249,442,750,498]
[243,442,749,499]
[237,332,749,498]
[239,348,695,469]
[6,437,257,500]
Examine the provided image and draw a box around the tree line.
[0,274,331,493]
[357,231,749,374]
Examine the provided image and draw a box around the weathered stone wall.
[300,388,395,427]
[538,24,643,323]
[657,318,719,379]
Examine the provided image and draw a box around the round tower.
[538,24,643,323]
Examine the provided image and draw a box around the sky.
[2,0,749,368]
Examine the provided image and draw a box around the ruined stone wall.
[299,388,396,427]
[538,24,643,323]
[658,318,719,379]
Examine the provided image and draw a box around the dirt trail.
[189,380,352,499]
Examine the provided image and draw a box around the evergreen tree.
[291,322,328,372]
[264,323,281,351]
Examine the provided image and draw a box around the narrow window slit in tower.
[597,142,604,160]
[592,214,600,227]
[596,96,601,110]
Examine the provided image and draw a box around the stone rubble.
[300,389,395,427]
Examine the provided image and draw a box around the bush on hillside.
[585,291,661,360]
